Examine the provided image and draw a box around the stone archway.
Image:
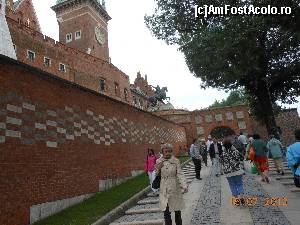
[210,126,235,139]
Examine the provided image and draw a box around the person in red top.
[145,149,158,193]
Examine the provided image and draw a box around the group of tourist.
[143,129,300,225]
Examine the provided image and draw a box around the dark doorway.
[210,126,235,139]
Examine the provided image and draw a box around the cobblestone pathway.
[190,160,293,225]
[190,162,222,225]
[109,159,298,225]
[244,175,291,225]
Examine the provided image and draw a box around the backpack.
[293,158,300,188]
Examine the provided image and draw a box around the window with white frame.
[205,114,213,123]
[196,126,205,135]
[226,112,234,120]
[236,111,245,119]
[75,30,81,40]
[59,63,66,72]
[215,114,223,122]
[66,33,72,43]
[27,50,35,62]
[44,57,51,67]
[195,115,203,124]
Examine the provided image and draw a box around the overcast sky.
[30,0,299,113]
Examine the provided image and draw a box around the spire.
[0,0,17,59]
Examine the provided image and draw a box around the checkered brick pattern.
[0,92,186,148]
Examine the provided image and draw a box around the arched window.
[114,82,119,96]
[124,88,128,102]
[99,78,106,92]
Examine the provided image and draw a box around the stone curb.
[91,158,192,225]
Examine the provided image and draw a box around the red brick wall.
[158,107,300,148]
[0,57,187,225]
[157,106,253,146]
[191,105,253,140]
[56,4,110,61]
[276,109,300,146]
[5,0,41,32]
[7,17,132,106]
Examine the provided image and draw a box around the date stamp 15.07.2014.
[230,196,288,207]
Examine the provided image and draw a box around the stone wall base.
[30,193,94,224]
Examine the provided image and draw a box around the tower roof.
[52,0,111,21]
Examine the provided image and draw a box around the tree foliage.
[209,89,282,124]
[145,0,300,136]
[209,89,245,108]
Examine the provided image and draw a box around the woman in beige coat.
[155,143,188,225]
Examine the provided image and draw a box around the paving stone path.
[109,158,299,225]
[190,159,294,225]
[243,174,291,225]
[190,161,222,225]
[109,160,196,225]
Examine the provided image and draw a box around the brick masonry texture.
[5,0,41,33]
[0,56,187,225]
[6,17,133,105]
[156,106,300,147]
[156,106,254,146]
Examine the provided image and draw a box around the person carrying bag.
[287,129,300,188]
[293,159,300,188]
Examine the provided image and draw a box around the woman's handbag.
[293,159,300,188]
[249,146,255,161]
[152,173,161,189]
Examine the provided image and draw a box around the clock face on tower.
[95,26,105,45]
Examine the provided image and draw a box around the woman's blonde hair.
[160,143,173,153]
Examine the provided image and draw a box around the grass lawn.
[33,156,191,225]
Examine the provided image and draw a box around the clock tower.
[52,0,111,61]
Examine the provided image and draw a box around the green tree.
[145,0,300,137]
[209,89,282,122]
[210,89,245,108]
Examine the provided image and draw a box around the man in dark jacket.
[233,135,245,159]
[209,139,223,176]
[209,139,222,165]
[190,139,202,180]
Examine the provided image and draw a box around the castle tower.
[51,0,111,62]
[0,0,17,59]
